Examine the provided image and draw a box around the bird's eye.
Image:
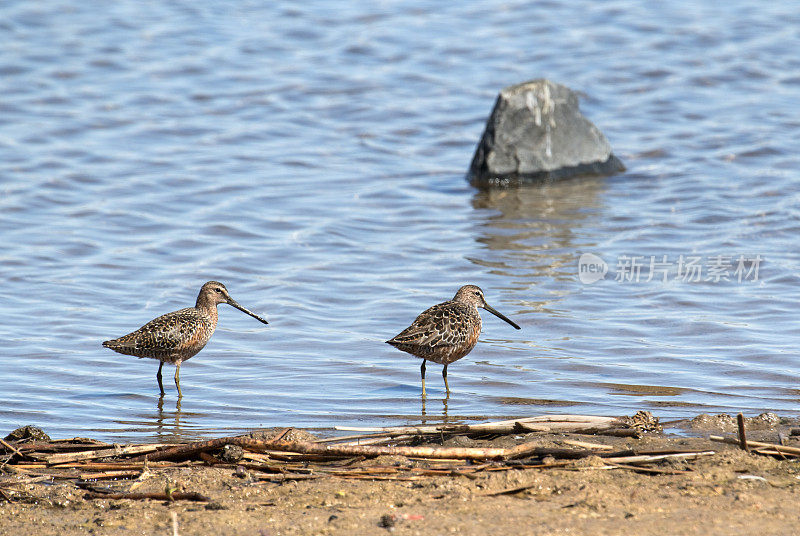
[215,288,223,293]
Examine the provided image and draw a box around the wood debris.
[0,412,748,504]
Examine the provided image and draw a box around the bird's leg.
[420,360,427,398]
[174,364,182,398]
[442,364,450,397]
[157,362,165,395]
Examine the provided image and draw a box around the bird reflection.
[419,394,451,425]
[154,393,183,439]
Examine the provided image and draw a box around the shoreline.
[2,411,799,535]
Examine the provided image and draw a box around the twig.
[84,491,211,502]
[0,438,25,460]
[605,462,691,475]
[47,462,174,470]
[709,436,800,456]
[336,474,423,481]
[752,448,795,458]
[603,451,715,465]
[79,470,142,481]
[273,428,293,441]
[254,473,320,483]
[737,413,748,452]
[45,444,169,465]
[482,484,541,496]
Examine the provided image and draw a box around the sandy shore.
[2,413,799,536]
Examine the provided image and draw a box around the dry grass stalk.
[78,470,142,480]
[602,462,691,475]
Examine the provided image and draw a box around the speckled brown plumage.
[386,285,520,397]
[102,307,217,364]
[103,281,268,397]
[386,301,482,366]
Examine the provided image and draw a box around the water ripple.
[1,0,799,442]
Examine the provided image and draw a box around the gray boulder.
[468,79,624,187]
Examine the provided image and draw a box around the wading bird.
[386,285,520,397]
[103,281,268,397]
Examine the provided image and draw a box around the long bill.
[483,303,521,330]
[227,299,269,325]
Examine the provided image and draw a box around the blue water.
[1,1,799,442]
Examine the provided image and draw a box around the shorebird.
[386,285,520,397]
[102,281,268,397]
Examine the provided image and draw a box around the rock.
[378,513,396,529]
[5,425,50,442]
[690,413,738,432]
[468,79,624,187]
[749,412,780,428]
[218,444,244,463]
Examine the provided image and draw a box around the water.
[1,1,799,443]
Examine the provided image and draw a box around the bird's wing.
[389,302,472,349]
[105,308,208,358]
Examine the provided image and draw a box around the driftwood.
[136,436,621,463]
[1,412,723,503]
[34,414,658,465]
[137,437,551,462]
[0,411,759,509]
[238,438,543,461]
[134,436,712,466]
